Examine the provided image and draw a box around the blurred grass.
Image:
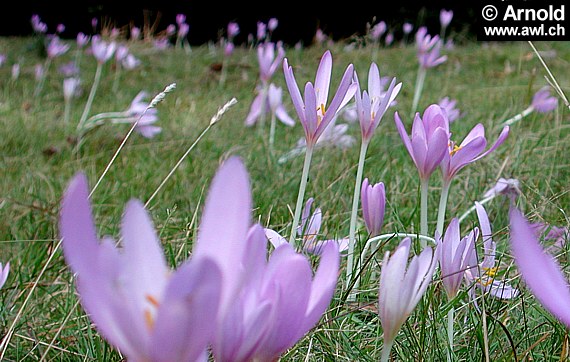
[0,34,569,360]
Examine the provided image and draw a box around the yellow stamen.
[146,294,160,308]
[483,266,498,278]
[478,267,499,287]
[144,309,155,330]
[450,144,462,156]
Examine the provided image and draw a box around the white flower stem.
[410,65,426,118]
[269,112,277,150]
[436,180,452,236]
[33,57,51,98]
[63,98,71,125]
[381,339,394,362]
[289,145,314,246]
[457,194,496,224]
[346,141,369,301]
[447,306,455,362]
[420,178,430,247]
[77,62,103,131]
[502,106,534,126]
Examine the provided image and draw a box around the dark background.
[1,1,477,45]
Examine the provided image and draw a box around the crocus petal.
[303,82,319,142]
[486,279,519,299]
[265,228,288,249]
[121,200,169,316]
[60,173,99,276]
[509,206,570,327]
[470,126,509,163]
[193,156,251,314]
[151,258,222,362]
[283,58,305,122]
[314,50,332,107]
[422,127,449,178]
[275,105,295,126]
[368,62,381,99]
[136,125,162,139]
[245,93,265,126]
[0,263,9,289]
[394,112,417,167]
[301,241,340,333]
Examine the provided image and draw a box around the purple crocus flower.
[178,23,190,39]
[385,33,394,46]
[224,42,235,57]
[394,104,450,181]
[440,123,509,183]
[122,54,141,70]
[315,28,328,44]
[227,22,240,40]
[0,262,9,290]
[0,54,6,67]
[440,9,454,29]
[354,63,401,144]
[403,23,413,34]
[257,42,285,83]
[91,18,98,30]
[415,27,447,68]
[176,14,186,26]
[59,174,222,361]
[245,83,295,127]
[77,33,89,48]
[463,202,519,299]
[34,63,44,81]
[379,238,438,356]
[361,178,386,237]
[153,37,171,50]
[47,36,70,59]
[215,225,340,361]
[265,198,348,255]
[482,177,520,199]
[257,21,267,41]
[509,206,570,328]
[130,27,141,40]
[438,97,461,122]
[63,77,81,101]
[124,91,161,138]
[438,218,477,299]
[31,15,47,34]
[166,24,176,37]
[115,45,129,62]
[283,50,356,148]
[370,21,387,41]
[56,23,65,34]
[268,18,278,32]
[91,35,116,64]
[531,87,558,113]
[59,61,79,77]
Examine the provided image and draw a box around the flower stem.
[502,106,534,127]
[289,145,314,247]
[269,113,276,150]
[457,194,496,224]
[63,98,71,125]
[410,65,426,118]
[77,62,103,132]
[381,339,394,362]
[33,58,51,98]
[447,306,455,362]
[436,180,451,236]
[420,178,429,247]
[346,141,369,301]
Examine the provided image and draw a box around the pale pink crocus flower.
[166,24,176,37]
[63,77,81,100]
[361,178,386,237]
[403,23,413,34]
[11,64,20,81]
[77,33,89,48]
[227,22,240,40]
[440,10,454,30]
[178,23,190,40]
[531,87,558,113]
[60,173,222,361]
[122,54,141,70]
[509,206,570,328]
[91,35,116,64]
[283,49,356,148]
[379,238,438,362]
[482,178,520,200]
[56,23,65,34]
[245,83,295,127]
[130,27,141,40]
[47,36,70,59]
[394,104,450,182]
[125,91,161,138]
[385,33,394,46]
[464,202,519,300]
[224,42,234,57]
[370,21,386,41]
[257,21,267,41]
[176,14,186,26]
[438,97,461,122]
[257,41,285,84]
[265,198,349,255]
[268,18,278,32]
[34,63,44,81]
[0,55,6,67]
[438,218,477,300]
[0,262,9,290]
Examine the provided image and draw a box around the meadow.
[0,19,569,361]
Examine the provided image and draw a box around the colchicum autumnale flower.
[283,50,356,148]
[361,178,386,237]
[0,262,9,290]
[509,206,570,328]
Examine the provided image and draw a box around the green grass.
[0,34,569,361]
